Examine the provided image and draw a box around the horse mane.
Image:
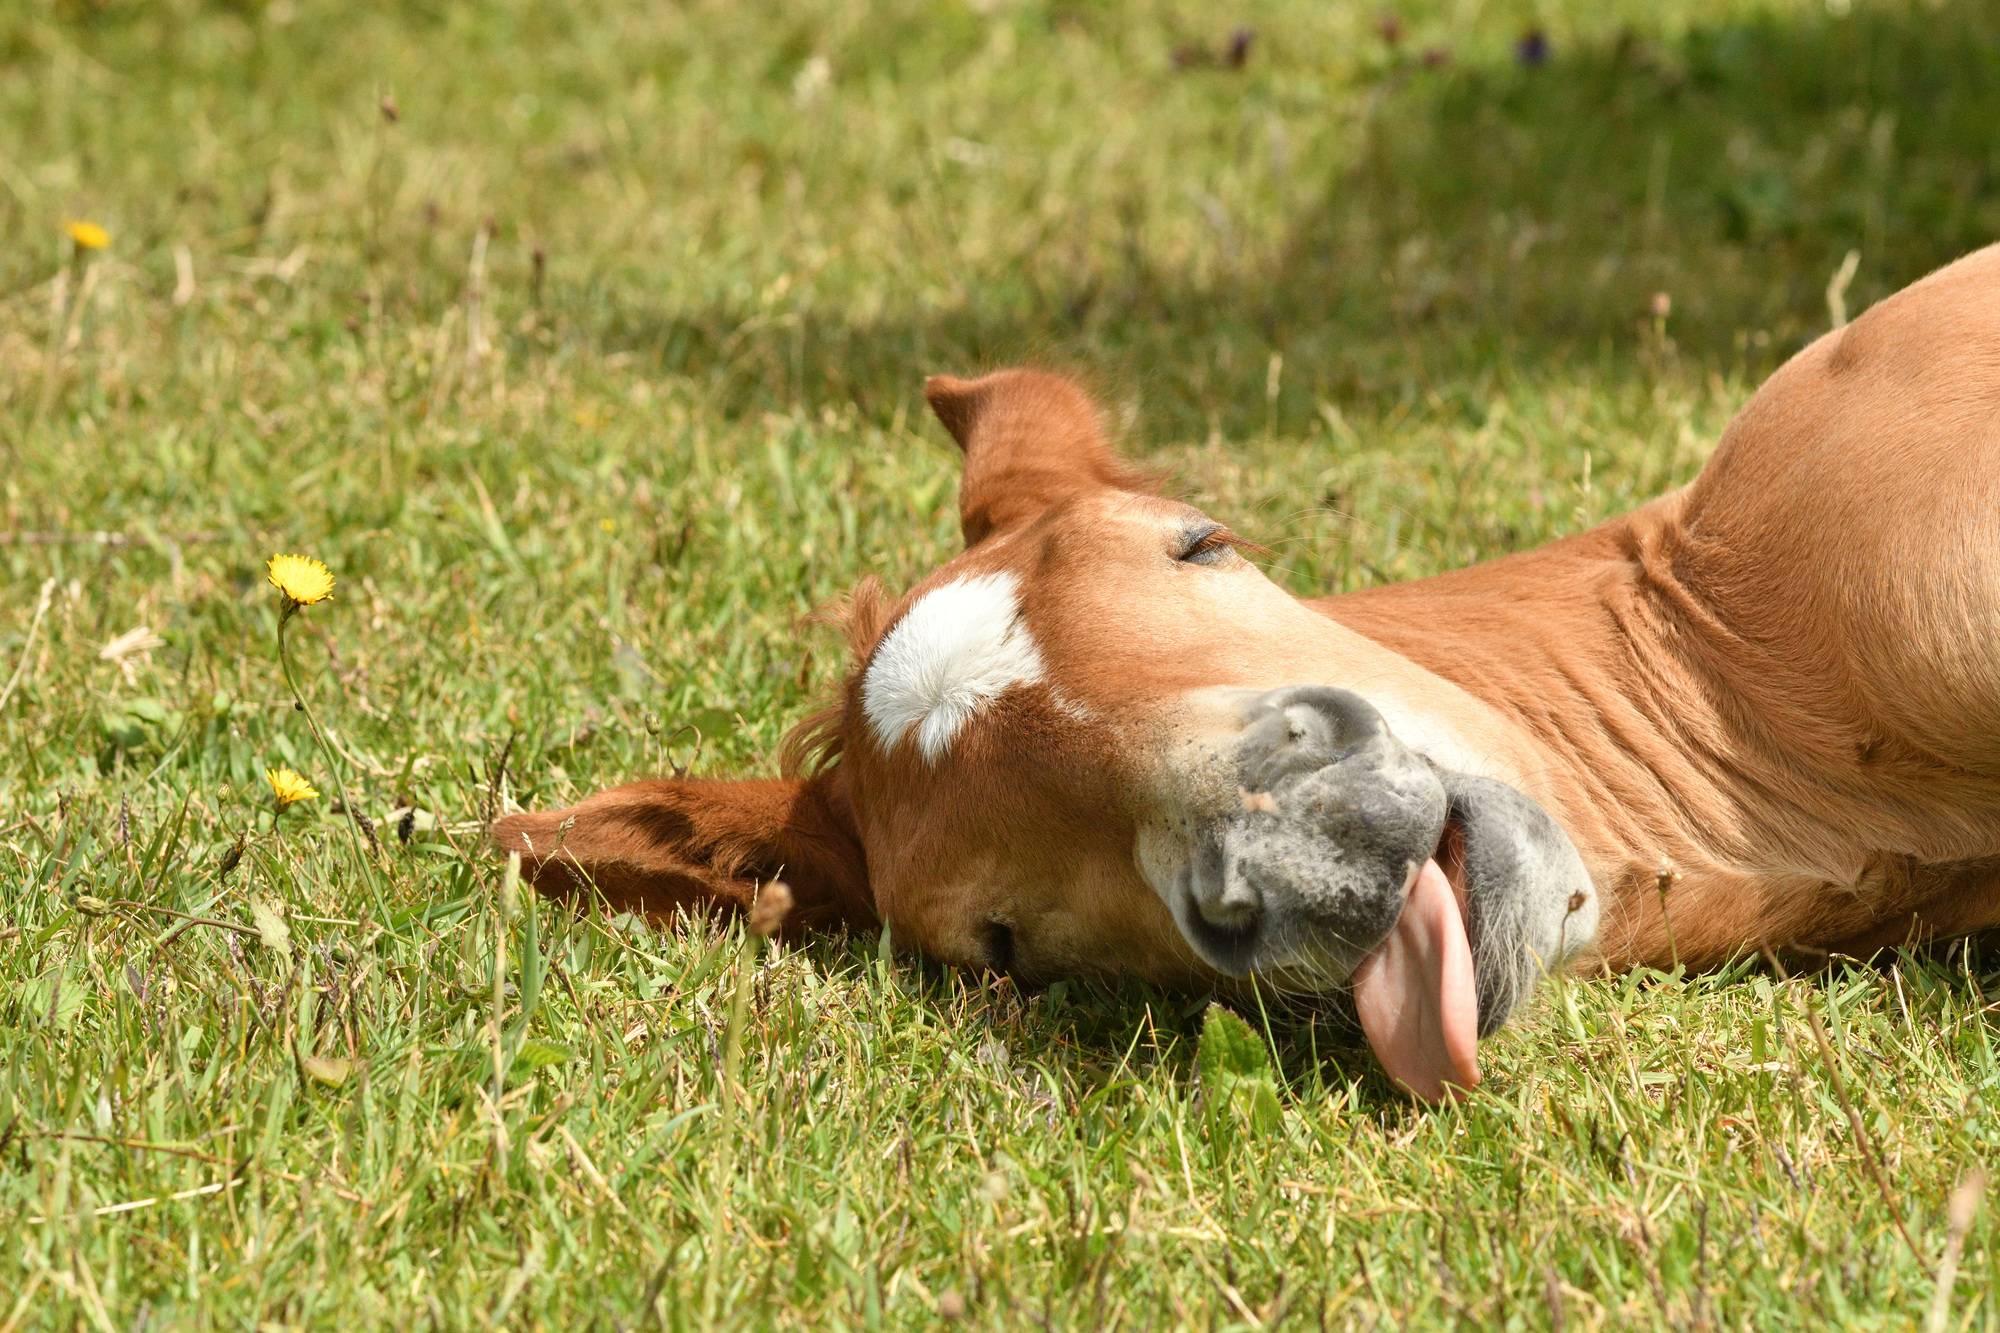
[779,576,894,777]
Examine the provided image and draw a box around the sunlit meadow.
[4,0,2000,1326]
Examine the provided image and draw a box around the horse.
[496,245,2000,1100]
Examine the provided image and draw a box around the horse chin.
[1436,769,1601,1039]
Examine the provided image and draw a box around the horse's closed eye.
[1178,524,1237,566]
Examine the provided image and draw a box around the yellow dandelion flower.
[65,220,110,251]
[267,553,335,608]
[598,517,616,534]
[267,766,318,807]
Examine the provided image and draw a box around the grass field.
[5,0,2000,1325]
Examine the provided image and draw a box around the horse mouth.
[1153,684,1599,1101]
[1350,817,1480,1102]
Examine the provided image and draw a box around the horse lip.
[1433,813,1471,918]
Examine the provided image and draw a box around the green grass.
[5,0,2000,1324]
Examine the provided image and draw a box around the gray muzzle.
[1170,685,1597,1033]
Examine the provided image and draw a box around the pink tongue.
[1351,858,1481,1102]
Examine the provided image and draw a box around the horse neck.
[1308,496,1793,899]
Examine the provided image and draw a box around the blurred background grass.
[3,0,1999,1326]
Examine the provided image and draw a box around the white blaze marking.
[863,572,1046,762]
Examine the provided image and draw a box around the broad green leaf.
[21,966,86,1032]
[1197,1004,1284,1137]
[513,1039,572,1071]
[301,1055,354,1087]
[250,896,291,959]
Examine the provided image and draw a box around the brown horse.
[496,246,2000,1100]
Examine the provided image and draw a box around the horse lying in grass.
[496,245,2000,1100]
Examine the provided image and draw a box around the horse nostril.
[1250,687,1385,744]
[1237,685,1393,793]
[1175,833,1268,975]
[1193,874,1262,934]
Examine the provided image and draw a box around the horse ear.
[924,369,1152,546]
[492,771,873,935]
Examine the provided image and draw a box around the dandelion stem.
[277,610,392,925]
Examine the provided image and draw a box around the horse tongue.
[1351,858,1481,1102]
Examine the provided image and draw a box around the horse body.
[1332,245,2000,968]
